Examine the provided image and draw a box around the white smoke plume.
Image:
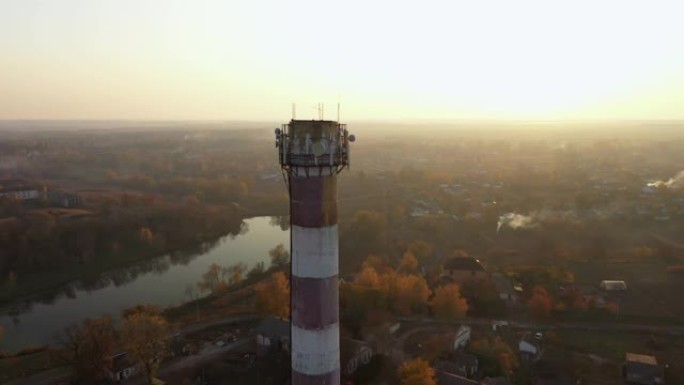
[647,171,684,189]
[497,213,537,233]
[497,210,578,233]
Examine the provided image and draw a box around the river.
[0,216,288,352]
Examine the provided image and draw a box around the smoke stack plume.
[497,213,537,233]
[647,171,684,189]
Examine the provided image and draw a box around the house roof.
[482,377,512,385]
[624,353,664,384]
[436,371,480,385]
[625,353,657,365]
[255,316,290,339]
[454,325,471,340]
[600,280,627,290]
[436,353,478,376]
[341,338,372,366]
[491,273,515,296]
[519,334,540,351]
[110,352,136,372]
[444,257,485,272]
[435,361,467,377]
[453,351,478,367]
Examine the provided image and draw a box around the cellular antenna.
[337,95,340,122]
[292,103,296,120]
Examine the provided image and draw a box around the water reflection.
[0,217,288,351]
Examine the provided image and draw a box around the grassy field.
[0,350,58,383]
[548,329,684,384]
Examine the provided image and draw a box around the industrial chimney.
[276,119,354,385]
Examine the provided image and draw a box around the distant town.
[1,121,683,385]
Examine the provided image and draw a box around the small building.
[255,316,290,356]
[482,377,512,385]
[436,352,479,378]
[491,273,516,301]
[341,338,373,376]
[106,352,139,382]
[599,280,627,291]
[442,257,488,283]
[453,325,472,350]
[436,370,480,385]
[519,334,541,361]
[623,353,665,385]
[0,179,43,200]
[491,320,509,332]
[46,190,83,208]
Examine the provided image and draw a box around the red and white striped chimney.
[276,120,353,385]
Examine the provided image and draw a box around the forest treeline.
[0,195,245,302]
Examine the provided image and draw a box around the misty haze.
[2,0,684,385]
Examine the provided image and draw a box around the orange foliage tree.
[431,284,469,321]
[397,252,419,275]
[528,286,553,319]
[386,273,431,316]
[470,337,518,377]
[408,240,434,261]
[121,305,171,385]
[254,271,290,318]
[54,316,116,382]
[398,358,436,385]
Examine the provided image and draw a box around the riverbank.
[0,216,289,352]
[0,206,266,310]
[0,264,278,384]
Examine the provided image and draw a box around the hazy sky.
[1,0,683,121]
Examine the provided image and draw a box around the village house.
[481,377,512,385]
[623,353,665,385]
[436,352,479,378]
[341,338,373,376]
[106,352,139,382]
[0,179,40,201]
[600,280,627,291]
[255,316,290,357]
[442,257,488,284]
[491,273,517,302]
[452,325,472,350]
[519,333,542,361]
[436,371,481,385]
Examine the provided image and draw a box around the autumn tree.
[398,358,436,385]
[362,254,393,274]
[421,334,451,362]
[528,286,553,319]
[386,273,431,316]
[197,263,226,293]
[121,305,171,385]
[247,261,265,279]
[254,272,290,318]
[431,284,469,321]
[460,278,505,317]
[355,266,383,288]
[224,262,247,285]
[470,337,518,377]
[53,316,117,383]
[408,241,434,262]
[269,244,290,268]
[347,210,387,253]
[397,252,419,275]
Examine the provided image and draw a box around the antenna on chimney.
[292,103,296,120]
[337,94,341,122]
